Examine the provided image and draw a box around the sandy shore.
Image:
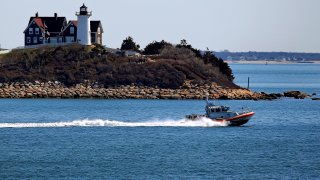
[225,60,320,64]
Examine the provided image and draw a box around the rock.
[219,95,230,100]
[26,93,34,98]
[0,80,302,100]
[270,93,283,98]
[284,91,308,99]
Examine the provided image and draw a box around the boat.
[185,94,255,126]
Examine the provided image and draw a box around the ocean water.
[230,63,320,94]
[1,64,320,179]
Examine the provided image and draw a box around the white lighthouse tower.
[76,3,92,45]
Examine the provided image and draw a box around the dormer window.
[29,28,33,34]
[70,27,74,34]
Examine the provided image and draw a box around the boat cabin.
[205,104,231,117]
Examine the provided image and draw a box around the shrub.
[143,40,172,55]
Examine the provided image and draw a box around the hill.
[0,44,237,89]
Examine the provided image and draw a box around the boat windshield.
[222,107,229,111]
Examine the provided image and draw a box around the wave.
[0,117,228,128]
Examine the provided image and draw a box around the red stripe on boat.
[226,112,255,121]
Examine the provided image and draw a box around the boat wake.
[0,117,228,128]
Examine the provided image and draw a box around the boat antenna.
[206,92,209,105]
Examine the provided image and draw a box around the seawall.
[0,81,276,100]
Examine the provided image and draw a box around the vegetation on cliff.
[0,40,236,89]
[120,36,140,51]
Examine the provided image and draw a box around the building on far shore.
[23,4,103,47]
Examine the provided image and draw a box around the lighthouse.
[76,3,92,45]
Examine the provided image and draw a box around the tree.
[176,39,201,57]
[180,39,187,46]
[143,40,172,55]
[120,36,140,51]
[202,50,234,81]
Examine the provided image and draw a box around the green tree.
[120,36,140,51]
[143,40,172,55]
[202,50,234,81]
[180,39,187,46]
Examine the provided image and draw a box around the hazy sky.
[1,0,320,52]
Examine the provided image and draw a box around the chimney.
[54,13,57,19]
[35,12,39,18]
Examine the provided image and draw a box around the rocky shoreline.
[0,81,310,100]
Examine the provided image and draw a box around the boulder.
[269,93,283,98]
[284,91,308,99]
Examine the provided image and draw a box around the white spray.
[0,117,228,128]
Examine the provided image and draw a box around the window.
[50,37,57,44]
[27,37,31,44]
[70,27,74,34]
[35,28,39,34]
[29,28,33,34]
[33,37,38,44]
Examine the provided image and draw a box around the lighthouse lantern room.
[76,3,92,45]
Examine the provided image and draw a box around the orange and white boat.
[186,94,255,126]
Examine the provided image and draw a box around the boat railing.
[239,107,252,114]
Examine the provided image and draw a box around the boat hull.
[186,112,255,126]
[215,112,255,126]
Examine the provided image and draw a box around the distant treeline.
[214,51,320,61]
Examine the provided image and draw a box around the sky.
[1,0,320,52]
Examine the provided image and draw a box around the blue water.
[1,64,320,179]
[230,63,320,94]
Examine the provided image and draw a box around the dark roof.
[28,16,67,33]
[90,21,102,32]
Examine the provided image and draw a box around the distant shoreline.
[225,60,320,64]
